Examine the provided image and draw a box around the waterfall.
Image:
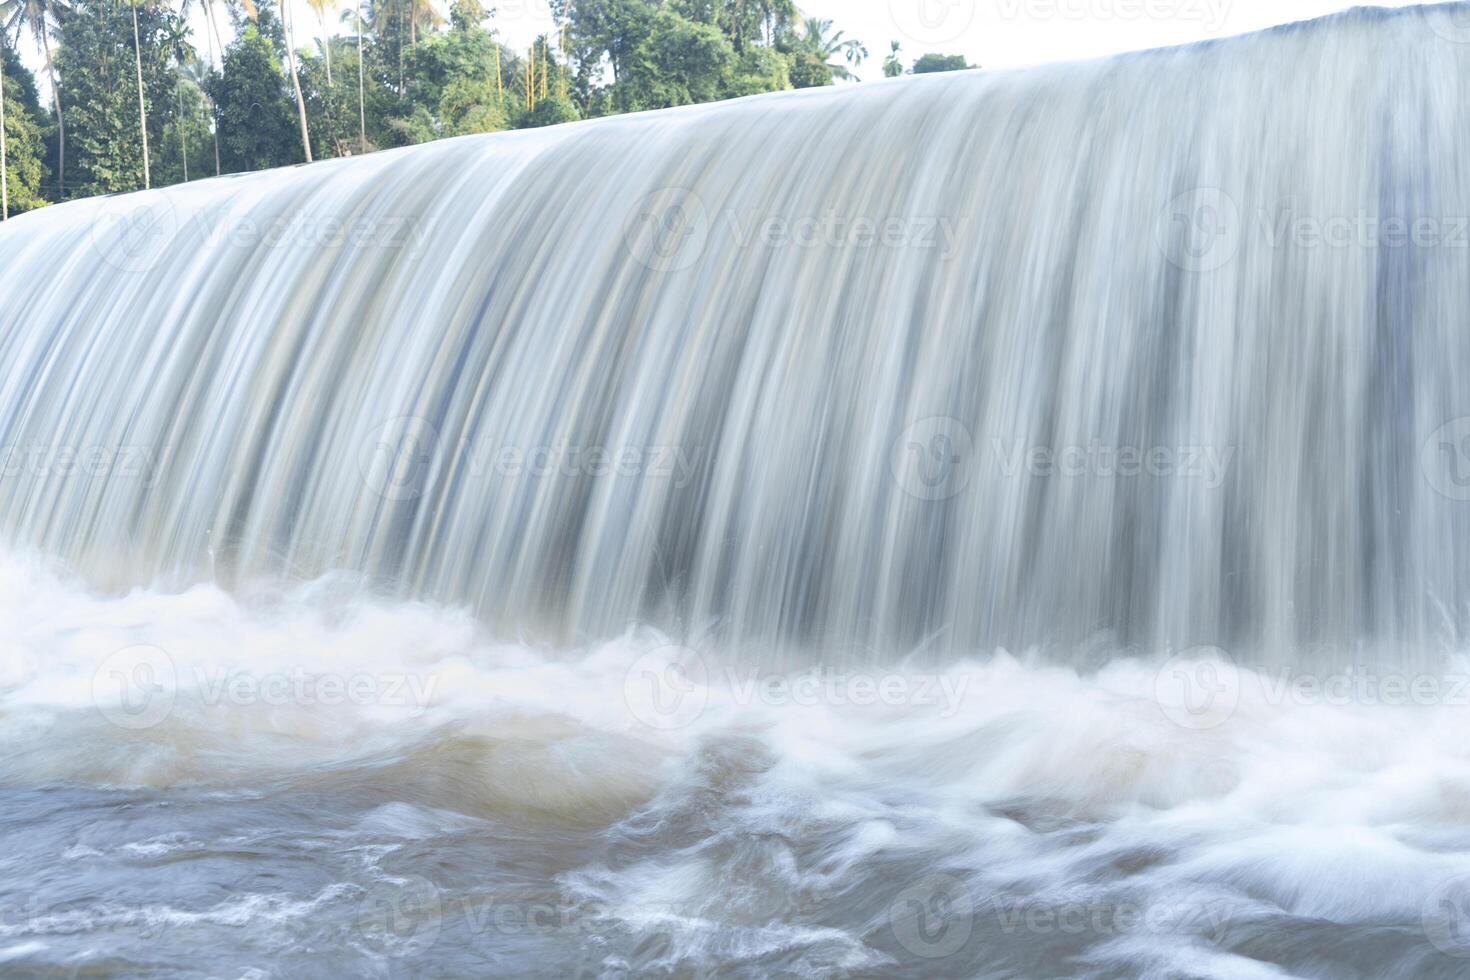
[2,3,1469,664]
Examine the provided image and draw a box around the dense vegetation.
[0,0,976,217]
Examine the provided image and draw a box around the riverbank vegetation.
[0,0,974,217]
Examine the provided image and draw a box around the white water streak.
[1,5,1469,664]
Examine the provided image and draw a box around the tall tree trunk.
[319,8,332,86]
[176,77,186,182]
[1,52,9,220]
[283,1,313,162]
[131,1,151,189]
[202,2,221,175]
[37,19,63,199]
[356,6,365,150]
[204,0,225,69]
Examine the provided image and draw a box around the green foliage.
[379,98,434,144]
[793,16,864,83]
[724,45,787,98]
[155,75,215,184]
[618,6,732,110]
[440,74,507,134]
[447,0,482,31]
[299,39,363,156]
[911,53,971,74]
[0,38,50,212]
[56,0,183,196]
[786,52,831,89]
[208,6,298,173]
[402,18,497,110]
[882,40,902,78]
[515,92,576,128]
[17,0,871,211]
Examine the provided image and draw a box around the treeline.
[0,0,974,217]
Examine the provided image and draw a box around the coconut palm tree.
[883,40,902,78]
[0,0,68,197]
[757,0,795,45]
[339,3,367,150]
[369,0,440,93]
[801,16,865,82]
[306,0,333,85]
[1,47,8,219]
[179,57,218,175]
[159,14,202,181]
[281,0,312,161]
[353,4,364,149]
[178,0,226,76]
[127,0,151,188]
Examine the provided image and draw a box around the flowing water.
[3,3,1470,977]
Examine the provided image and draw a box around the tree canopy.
[0,0,983,218]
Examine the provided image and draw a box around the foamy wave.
[5,552,1470,976]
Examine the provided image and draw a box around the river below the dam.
[2,553,1470,979]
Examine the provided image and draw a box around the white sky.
[489,0,1445,74]
[801,0,1444,74]
[11,0,1451,88]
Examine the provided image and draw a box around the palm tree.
[354,4,364,149]
[281,0,312,161]
[1,47,8,220]
[341,3,365,150]
[757,0,795,46]
[802,16,866,82]
[0,0,67,197]
[160,16,201,181]
[883,40,902,78]
[178,0,225,79]
[179,58,218,175]
[128,0,150,188]
[306,0,333,85]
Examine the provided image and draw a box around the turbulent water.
[5,3,1470,978]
